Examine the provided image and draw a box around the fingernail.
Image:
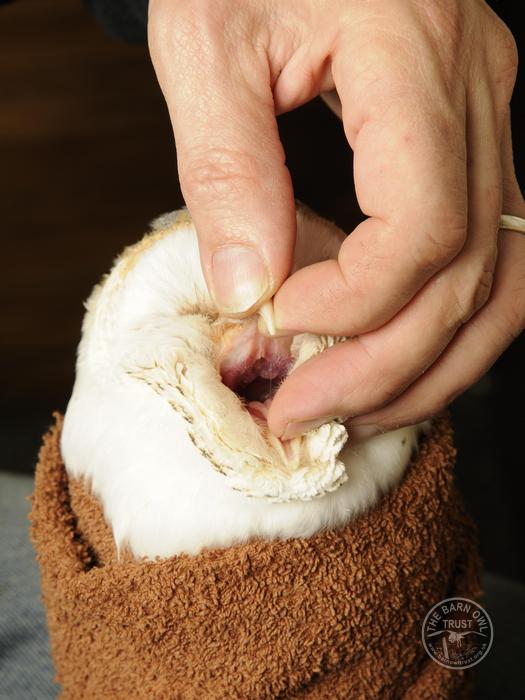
[281,417,333,441]
[257,301,298,338]
[350,424,381,440]
[257,300,277,336]
[211,245,270,315]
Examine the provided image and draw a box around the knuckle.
[448,257,496,327]
[345,339,404,410]
[471,266,495,311]
[180,149,257,205]
[415,213,468,272]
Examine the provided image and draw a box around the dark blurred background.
[0,0,523,582]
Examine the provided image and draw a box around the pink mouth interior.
[217,321,293,424]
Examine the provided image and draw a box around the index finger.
[148,1,296,317]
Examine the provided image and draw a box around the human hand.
[148,0,524,439]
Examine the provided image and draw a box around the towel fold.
[30,413,480,699]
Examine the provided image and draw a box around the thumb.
[148,4,296,316]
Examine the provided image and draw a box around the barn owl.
[61,206,425,559]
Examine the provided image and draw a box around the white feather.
[61,207,426,559]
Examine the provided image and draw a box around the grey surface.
[0,472,58,700]
[0,471,523,699]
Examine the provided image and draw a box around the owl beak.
[217,317,293,404]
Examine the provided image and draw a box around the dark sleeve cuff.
[84,0,149,43]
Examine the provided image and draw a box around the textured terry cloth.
[31,413,481,700]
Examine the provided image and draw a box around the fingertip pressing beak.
[257,299,295,338]
[257,300,277,336]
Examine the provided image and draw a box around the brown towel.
[30,413,480,699]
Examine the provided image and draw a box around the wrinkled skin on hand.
[148,0,525,439]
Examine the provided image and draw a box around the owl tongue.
[217,319,293,404]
